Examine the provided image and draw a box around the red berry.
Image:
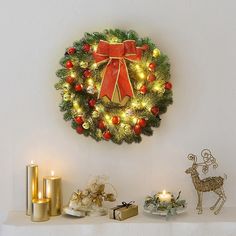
[82,44,91,52]
[76,125,84,134]
[142,44,149,51]
[98,120,106,130]
[148,62,156,71]
[164,82,172,90]
[75,84,83,92]
[66,76,74,84]
[133,124,142,135]
[88,98,96,107]
[151,106,159,116]
[112,116,120,125]
[103,130,112,140]
[75,116,84,125]
[83,70,91,78]
[66,60,73,69]
[147,74,156,82]
[138,118,147,128]
[67,47,76,54]
[140,85,147,94]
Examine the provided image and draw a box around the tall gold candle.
[43,171,62,216]
[31,192,50,222]
[26,160,38,215]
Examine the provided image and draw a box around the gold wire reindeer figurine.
[185,149,226,215]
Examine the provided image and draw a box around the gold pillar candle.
[43,171,62,216]
[26,160,38,215]
[31,192,50,222]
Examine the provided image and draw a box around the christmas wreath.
[55,29,173,144]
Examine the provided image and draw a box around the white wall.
[1,0,236,223]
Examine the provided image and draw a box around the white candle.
[158,190,172,203]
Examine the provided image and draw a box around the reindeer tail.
[223,174,227,180]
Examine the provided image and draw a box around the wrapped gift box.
[109,203,138,221]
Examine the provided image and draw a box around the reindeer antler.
[199,149,218,174]
[187,153,197,163]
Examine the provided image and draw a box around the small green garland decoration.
[144,191,186,217]
[55,29,173,144]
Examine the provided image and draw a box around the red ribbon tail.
[99,59,119,100]
[117,60,134,100]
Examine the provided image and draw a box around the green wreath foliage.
[55,29,173,144]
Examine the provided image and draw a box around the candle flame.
[163,190,166,195]
[38,192,42,199]
[51,170,55,176]
[30,160,34,164]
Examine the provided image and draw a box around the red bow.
[93,40,143,102]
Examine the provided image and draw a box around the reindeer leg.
[214,188,226,215]
[197,191,203,214]
[210,196,221,210]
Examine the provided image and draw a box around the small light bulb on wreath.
[91,63,98,70]
[139,72,145,79]
[70,71,76,78]
[73,100,80,109]
[132,117,138,125]
[92,44,98,51]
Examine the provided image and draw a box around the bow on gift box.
[93,40,144,102]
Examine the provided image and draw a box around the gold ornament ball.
[96,129,102,138]
[63,93,71,101]
[92,110,100,118]
[62,82,71,91]
[79,61,89,69]
[82,122,90,129]
[153,48,161,58]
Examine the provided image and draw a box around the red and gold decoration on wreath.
[55,29,173,144]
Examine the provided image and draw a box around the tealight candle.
[31,192,50,222]
[26,160,38,215]
[43,170,62,216]
[158,190,172,203]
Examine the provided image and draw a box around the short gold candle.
[31,192,50,222]
[26,161,38,215]
[43,171,62,216]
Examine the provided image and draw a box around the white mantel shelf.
[2,208,236,236]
